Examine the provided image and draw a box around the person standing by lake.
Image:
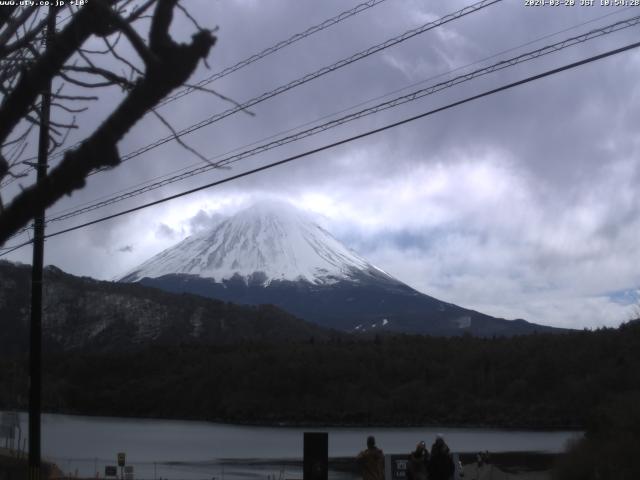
[357,435,385,480]
[407,441,429,480]
[428,435,455,480]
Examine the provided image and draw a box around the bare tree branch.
[105,7,158,65]
[150,107,211,164]
[0,6,18,31]
[0,6,37,49]
[176,1,205,32]
[125,0,157,22]
[182,82,255,117]
[101,33,144,76]
[0,14,48,57]
[62,64,135,89]
[58,70,120,89]
[50,115,76,153]
[50,93,99,101]
[0,1,117,145]
[51,102,89,114]
[0,0,216,244]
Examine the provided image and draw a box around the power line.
[5,10,638,245]
[4,6,637,245]
[4,10,635,243]
[45,6,635,221]
[106,0,500,168]
[158,0,391,107]
[1,0,391,187]
[2,36,637,255]
[11,3,621,208]
[2,0,501,190]
[25,13,640,231]
[0,239,32,255]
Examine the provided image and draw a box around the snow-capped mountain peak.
[118,201,557,337]
[121,201,390,285]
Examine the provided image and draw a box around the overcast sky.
[3,0,640,329]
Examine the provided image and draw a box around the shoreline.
[2,451,559,480]
[1,408,584,432]
[135,453,562,480]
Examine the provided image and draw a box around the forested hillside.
[2,321,639,428]
[0,261,336,354]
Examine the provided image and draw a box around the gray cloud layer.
[4,0,639,327]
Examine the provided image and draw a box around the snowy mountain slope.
[121,201,560,337]
[121,201,393,285]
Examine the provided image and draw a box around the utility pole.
[29,7,56,480]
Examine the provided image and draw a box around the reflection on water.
[8,412,580,480]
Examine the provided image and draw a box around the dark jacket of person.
[357,446,384,480]
[428,438,454,480]
[407,446,429,480]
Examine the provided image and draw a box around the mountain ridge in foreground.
[122,201,562,337]
[0,260,335,353]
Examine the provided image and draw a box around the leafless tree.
[0,0,216,246]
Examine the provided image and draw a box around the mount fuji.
[122,201,391,287]
[121,201,557,336]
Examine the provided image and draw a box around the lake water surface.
[10,413,580,480]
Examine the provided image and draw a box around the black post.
[303,432,328,480]
[29,7,55,480]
